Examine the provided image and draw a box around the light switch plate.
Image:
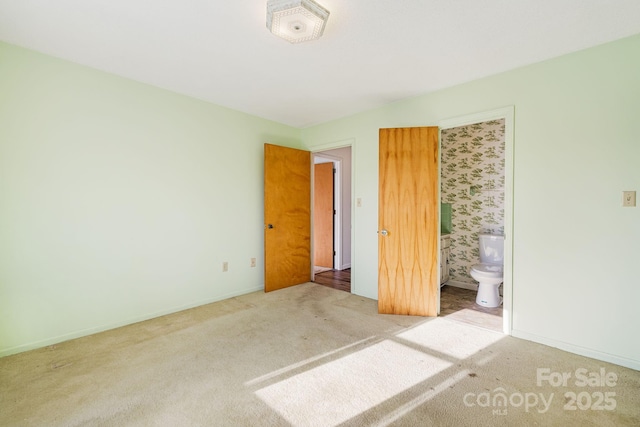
[623,191,636,207]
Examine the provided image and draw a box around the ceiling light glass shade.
[266,0,330,44]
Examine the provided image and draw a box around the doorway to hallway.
[312,146,352,291]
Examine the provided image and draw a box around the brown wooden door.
[378,127,439,316]
[314,162,334,268]
[264,144,311,292]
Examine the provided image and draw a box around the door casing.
[438,106,515,334]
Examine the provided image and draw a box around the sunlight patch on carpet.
[255,339,451,426]
[396,317,504,359]
[245,336,377,387]
[369,369,470,427]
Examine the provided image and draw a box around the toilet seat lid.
[472,263,503,275]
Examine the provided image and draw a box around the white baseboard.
[445,280,504,296]
[0,285,264,358]
[511,329,640,371]
[339,263,351,270]
[444,280,477,291]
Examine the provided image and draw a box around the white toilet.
[470,234,504,308]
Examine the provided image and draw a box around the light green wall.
[2,34,639,370]
[0,42,301,356]
[301,34,640,369]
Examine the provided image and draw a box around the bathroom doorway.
[438,108,514,333]
[312,146,352,293]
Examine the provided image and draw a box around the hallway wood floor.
[313,269,350,293]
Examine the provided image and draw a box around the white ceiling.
[1,1,639,128]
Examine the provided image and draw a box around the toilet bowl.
[470,263,503,307]
[471,234,504,308]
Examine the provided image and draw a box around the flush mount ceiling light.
[266,0,330,44]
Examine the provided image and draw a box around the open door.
[264,143,311,292]
[313,162,334,269]
[378,127,439,316]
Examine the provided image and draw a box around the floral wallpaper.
[441,119,505,284]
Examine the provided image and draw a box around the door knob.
[266,224,274,229]
[379,229,389,236]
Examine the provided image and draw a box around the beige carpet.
[1,283,639,426]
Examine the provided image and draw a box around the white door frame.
[438,106,515,335]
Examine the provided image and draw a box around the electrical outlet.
[222,262,228,272]
[250,258,256,267]
[623,191,636,207]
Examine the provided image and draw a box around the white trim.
[444,280,477,291]
[512,329,640,371]
[438,106,515,336]
[333,160,341,270]
[438,106,514,129]
[313,152,342,164]
[308,138,353,152]
[0,285,263,358]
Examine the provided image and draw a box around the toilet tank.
[478,234,504,264]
